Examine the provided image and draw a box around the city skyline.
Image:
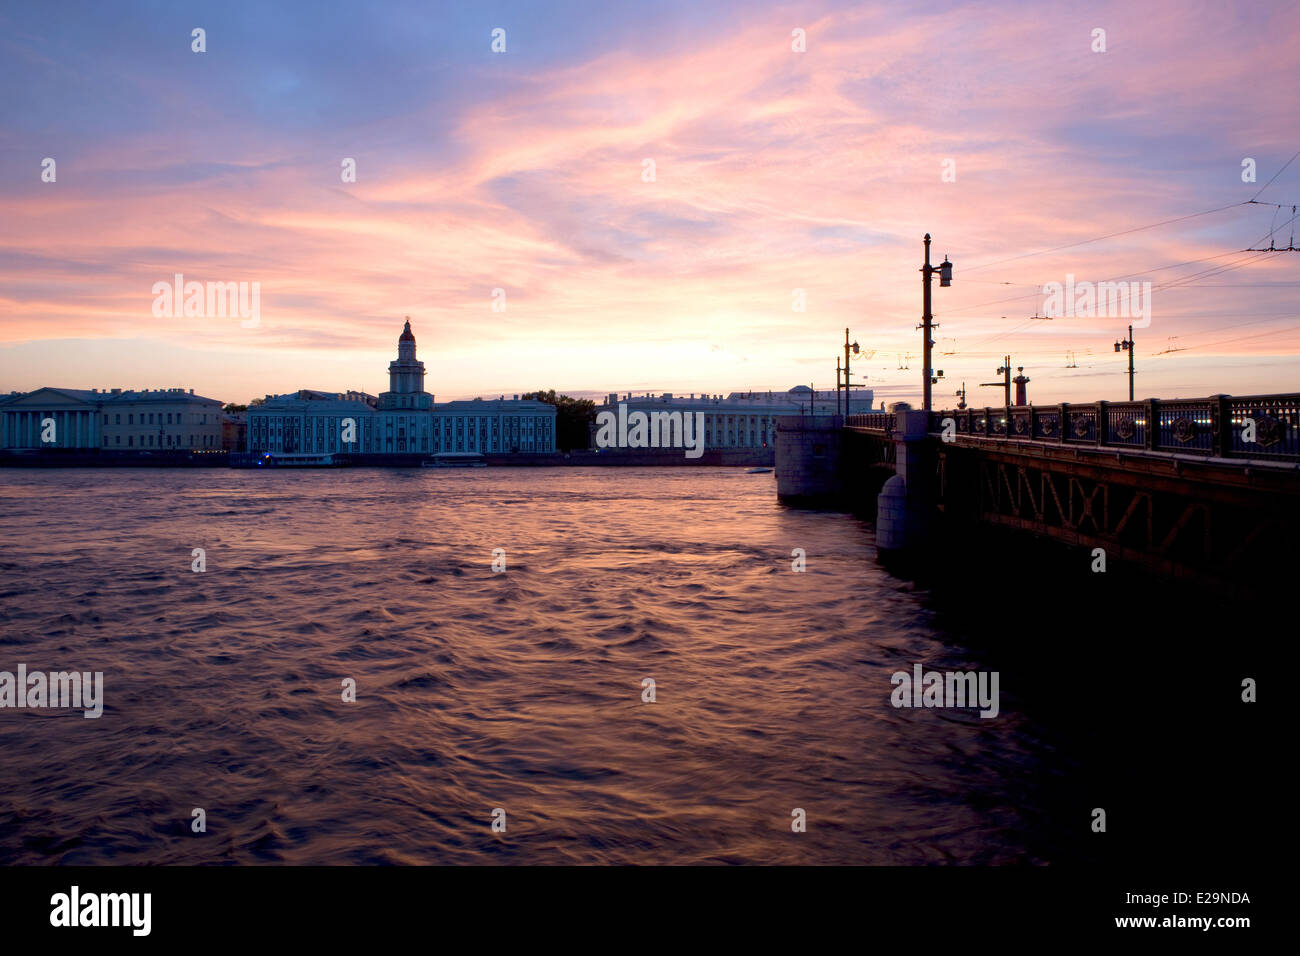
[3,1,1299,405]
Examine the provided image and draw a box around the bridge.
[776,393,1300,588]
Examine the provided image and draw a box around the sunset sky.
[2,0,1298,407]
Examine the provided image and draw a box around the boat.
[421,453,487,468]
[745,467,773,474]
[229,452,346,468]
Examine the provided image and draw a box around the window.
[115,436,120,445]
[167,413,173,424]
[128,414,133,424]
[115,414,120,424]
[103,415,108,424]
[128,436,133,446]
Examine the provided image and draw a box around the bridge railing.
[925,393,1300,463]
[845,412,895,434]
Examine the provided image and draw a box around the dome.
[399,319,415,344]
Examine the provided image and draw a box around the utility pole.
[979,356,1013,407]
[836,357,842,416]
[918,234,953,412]
[1115,326,1135,401]
[843,329,860,417]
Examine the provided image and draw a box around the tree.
[522,390,596,451]
[223,403,248,413]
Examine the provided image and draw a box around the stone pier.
[775,415,843,505]
[874,404,935,556]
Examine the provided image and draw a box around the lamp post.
[1114,325,1135,401]
[918,234,953,412]
[836,357,842,416]
[979,355,1013,407]
[843,329,860,417]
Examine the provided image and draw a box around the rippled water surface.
[0,467,1070,864]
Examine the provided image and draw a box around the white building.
[592,385,872,450]
[246,320,556,456]
[1,387,224,451]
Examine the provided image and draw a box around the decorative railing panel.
[1105,402,1146,448]
[1226,395,1300,460]
[1155,401,1215,455]
[1064,407,1098,444]
[1035,408,1060,440]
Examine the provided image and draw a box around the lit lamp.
[919,236,954,411]
[1115,325,1135,401]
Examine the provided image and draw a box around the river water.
[0,467,1077,865]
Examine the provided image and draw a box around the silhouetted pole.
[918,235,952,411]
[836,357,842,416]
[1115,325,1135,400]
[843,329,860,417]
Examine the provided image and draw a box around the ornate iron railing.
[921,394,1300,463]
[844,413,894,434]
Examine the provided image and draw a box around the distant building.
[590,385,871,450]
[1,387,223,451]
[222,411,247,452]
[246,320,556,456]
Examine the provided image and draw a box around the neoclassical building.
[246,320,556,456]
[591,385,873,450]
[1,387,224,451]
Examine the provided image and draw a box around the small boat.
[230,452,345,468]
[422,453,487,468]
[746,467,773,474]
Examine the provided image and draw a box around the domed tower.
[388,318,426,395]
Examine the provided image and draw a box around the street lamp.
[1114,325,1135,401]
[841,330,862,416]
[979,355,1013,406]
[918,234,953,411]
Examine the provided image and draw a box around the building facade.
[591,385,872,451]
[1,387,224,451]
[246,320,556,456]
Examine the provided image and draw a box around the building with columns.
[246,319,556,456]
[1,387,224,452]
[591,385,872,451]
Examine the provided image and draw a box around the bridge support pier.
[876,405,935,557]
[775,415,844,505]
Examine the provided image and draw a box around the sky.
[1,0,1298,407]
